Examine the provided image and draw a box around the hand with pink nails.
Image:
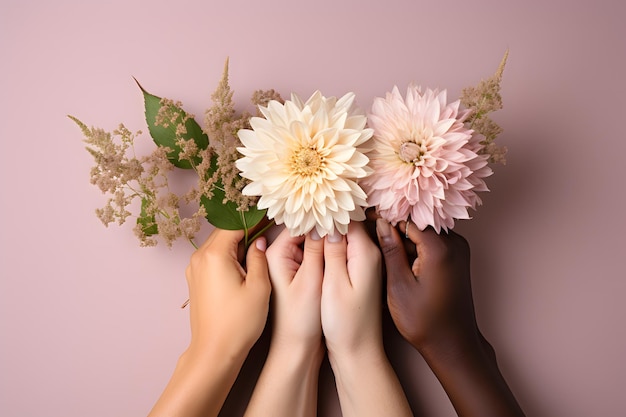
[148,228,271,417]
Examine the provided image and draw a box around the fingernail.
[310,229,321,241]
[327,231,342,243]
[376,218,393,242]
[255,237,267,252]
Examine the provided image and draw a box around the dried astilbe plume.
[73,58,283,249]
[203,58,283,212]
[461,50,508,164]
[70,116,206,248]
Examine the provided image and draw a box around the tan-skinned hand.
[149,228,272,417]
[185,228,271,356]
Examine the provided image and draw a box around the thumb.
[375,219,415,287]
[245,237,271,291]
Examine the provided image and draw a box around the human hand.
[320,222,413,417]
[243,229,325,417]
[321,222,383,361]
[265,228,324,357]
[375,218,479,353]
[376,220,526,417]
[185,228,271,356]
[148,228,271,417]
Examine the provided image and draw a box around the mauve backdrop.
[1,0,625,416]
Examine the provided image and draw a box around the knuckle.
[429,232,469,264]
[381,241,402,259]
[190,246,219,270]
[305,241,325,257]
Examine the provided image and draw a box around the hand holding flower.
[375,219,525,417]
[184,228,271,355]
[320,223,384,360]
[244,228,325,417]
[148,228,271,417]
[264,228,325,354]
[376,219,478,352]
[321,222,413,417]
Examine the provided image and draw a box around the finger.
[266,228,305,287]
[398,221,447,276]
[270,227,306,263]
[300,229,325,284]
[346,221,377,266]
[323,230,349,285]
[244,236,271,295]
[346,221,374,249]
[346,222,382,286]
[188,228,246,285]
[399,220,442,250]
[375,218,416,286]
[199,227,245,257]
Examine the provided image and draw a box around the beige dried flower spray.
[71,59,279,250]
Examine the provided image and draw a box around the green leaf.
[201,191,267,231]
[135,78,209,169]
[198,151,266,231]
[137,197,158,236]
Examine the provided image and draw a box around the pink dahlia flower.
[361,85,492,233]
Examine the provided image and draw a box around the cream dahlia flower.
[361,85,492,233]
[236,91,373,237]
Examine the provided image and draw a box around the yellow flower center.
[399,141,427,165]
[291,146,323,176]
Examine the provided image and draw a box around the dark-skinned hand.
[375,218,480,355]
[375,218,526,417]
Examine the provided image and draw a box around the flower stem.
[247,219,276,247]
[241,211,250,248]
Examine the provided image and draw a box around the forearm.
[245,343,324,417]
[419,336,525,417]
[329,347,413,417]
[148,344,249,417]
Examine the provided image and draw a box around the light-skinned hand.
[244,228,325,417]
[265,228,325,356]
[321,222,384,360]
[320,222,413,417]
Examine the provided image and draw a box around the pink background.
[1,1,625,416]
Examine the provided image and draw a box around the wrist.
[417,330,488,368]
[417,332,525,417]
[328,342,387,377]
[415,324,502,371]
[183,337,251,371]
[267,337,325,369]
